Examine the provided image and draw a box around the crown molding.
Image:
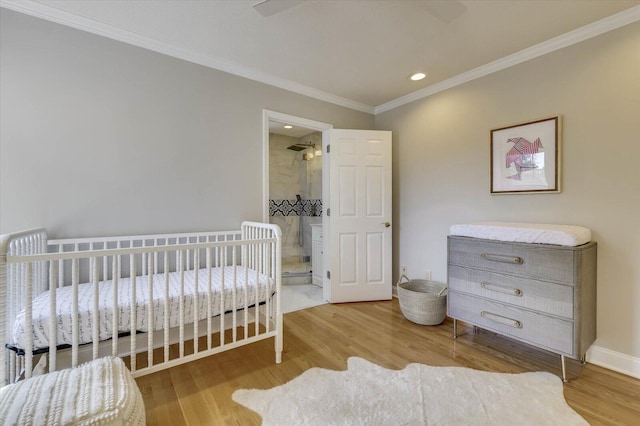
[374,4,640,114]
[2,1,638,116]
[0,0,375,115]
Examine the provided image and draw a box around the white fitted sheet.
[12,265,272,351]
[449,222,591,246]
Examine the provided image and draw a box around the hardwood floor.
[136,299,640,425]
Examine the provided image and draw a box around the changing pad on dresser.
[449,222,591,246]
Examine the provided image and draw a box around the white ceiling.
[269,120,318,137]
[3,0,640,114]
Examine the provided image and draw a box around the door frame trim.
[261,110,333,222]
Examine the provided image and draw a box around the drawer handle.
[481,253,523,264]
[480,282,523,297]
[481,311,522,329]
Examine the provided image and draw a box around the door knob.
[382,221,391,228]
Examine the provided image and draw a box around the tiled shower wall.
[269,132,322,265]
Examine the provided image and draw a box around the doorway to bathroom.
[263,110,393,307]
[264,112,329,312]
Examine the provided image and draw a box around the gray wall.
[375,22,640,361]
[0,10,373,238]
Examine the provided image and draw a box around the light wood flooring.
[135,299,640,425]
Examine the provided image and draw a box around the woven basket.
[397,277,447,326]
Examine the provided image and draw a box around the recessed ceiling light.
[409,72,427,81]
[283,125,293,129]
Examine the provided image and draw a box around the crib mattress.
[12,265,272,351]
[449,222,592,246]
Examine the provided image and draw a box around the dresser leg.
[580,355,586,365]
[561,355,568,383]
[473,325,479,335]
[453,319,458,339]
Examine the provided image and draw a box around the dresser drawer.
[448,292,574,355]
[448,265,574,319]
[448,236,575,284]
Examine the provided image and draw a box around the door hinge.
[326,271,330,279]
[327,208,330,216]
[327,145,330,153]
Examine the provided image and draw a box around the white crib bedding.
[449,222,592,246]
[12,265,272,351]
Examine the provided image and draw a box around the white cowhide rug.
[233,357,587,425]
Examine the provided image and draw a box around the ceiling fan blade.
[252,0,307,17]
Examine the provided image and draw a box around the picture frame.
[490,116,561,194]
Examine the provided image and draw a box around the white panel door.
[326,129,392,303]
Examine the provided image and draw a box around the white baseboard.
[587,345,640,380]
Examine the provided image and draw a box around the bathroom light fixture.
[284,125,293,129]
[409,72,426,81]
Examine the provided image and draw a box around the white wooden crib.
[0,221,282,386]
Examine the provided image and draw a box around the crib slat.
[164,251,170,364]
[154,239,159,275]
[48,261,57,373]
[244,246,249,340]
[92,257,100,360]
[112,256,118,357]
[255,241,260,337]
[206,247,212,350]
[232,247,237,343]
[7,259,16,381]
[219,244,225,347]
[147,253,154,369]
[72,258,79,368]
[179,250,185,358]
[267,239,273,333]
[117,241,122,279]
[264,227,269,331]
[193,249,199,354]
[186,246,191,275]
[24,263,33,379]
[58,258,64,289]
[142,243,147,276]
[130,253,137,373]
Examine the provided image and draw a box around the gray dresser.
[447,236,597,381]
